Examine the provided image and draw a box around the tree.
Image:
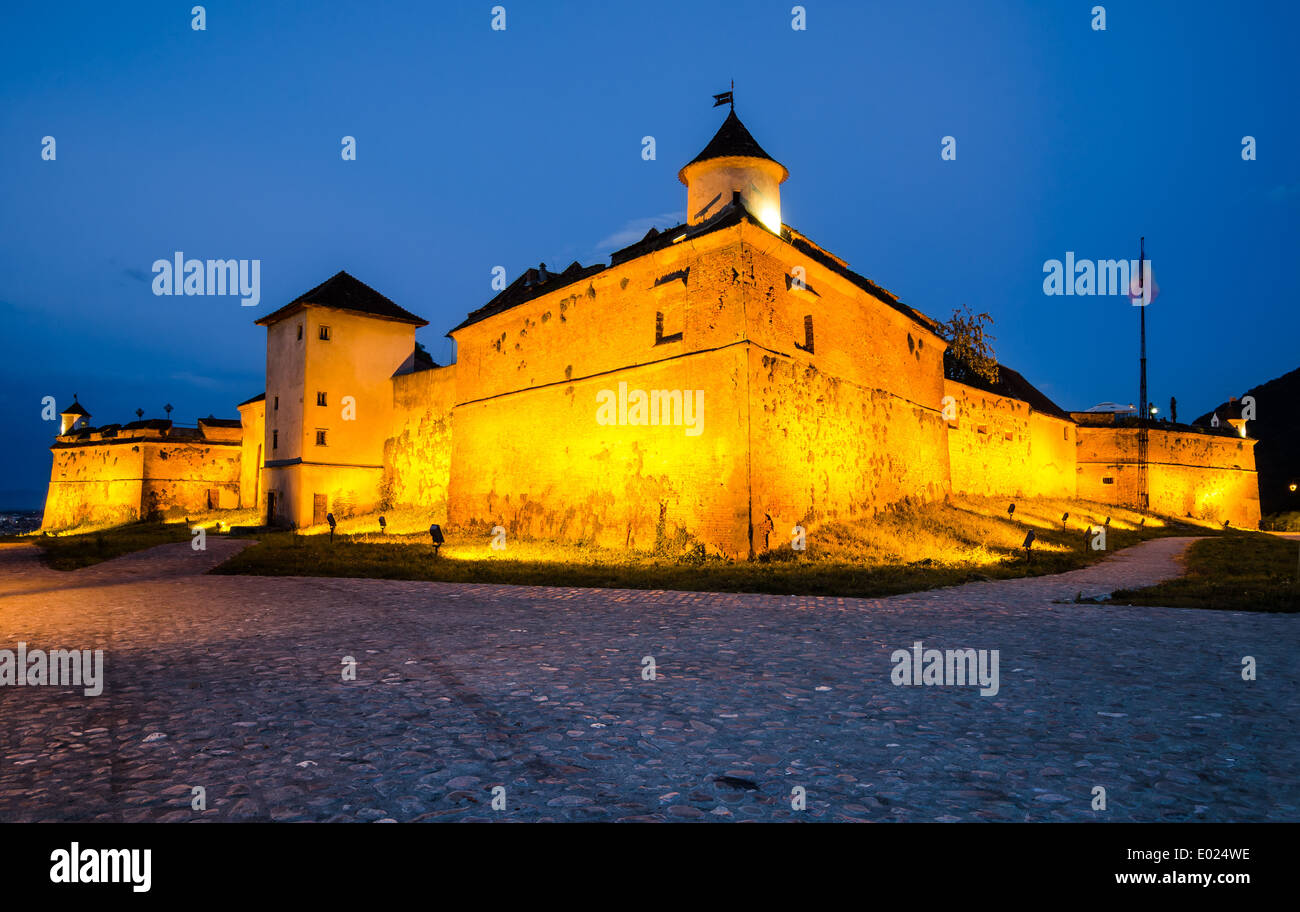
[1170,396,1178,423]
[939,306,999,385]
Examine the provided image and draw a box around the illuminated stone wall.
[944,380,1076,499]
[384,364,458,517]
[741,224,953,550]
[445,227,754,555]
[43,443,145,530]
[42,438,241,531]
[237,398,265,510]
[1077,426,1260,527]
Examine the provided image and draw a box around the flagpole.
[1137,236,1149,513]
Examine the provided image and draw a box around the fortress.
[41,108,1262,553]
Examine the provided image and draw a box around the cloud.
[169,371,223,390]
[594,212,686,251]
[1267,181,1300,203]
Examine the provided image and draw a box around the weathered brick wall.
[750,350,951,552]
[237,400,265,509]
[447,228,756,555]
[384,364,457,517]
[1077,426,1260,527]
[42,443,146,530]
[740,225,952,550]
[448,347,751,555]
[139,441,241,517]
[42,438,241,530]
[944,380,1076,499]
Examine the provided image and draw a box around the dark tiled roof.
[198,416,242,428]
[237,392,266,407]
[450,261,606,334]
[62,402,88,416]
[450,195,940,337]
[255,271,427,327]
[947,356,1073,422]
[414,346,439,370]
[121,419,173,431]
[680,110,786,178]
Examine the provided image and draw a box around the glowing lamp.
[756,203,782,234]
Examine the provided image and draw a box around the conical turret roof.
[680,110,787,182]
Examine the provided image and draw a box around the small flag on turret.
[712,90,733,108]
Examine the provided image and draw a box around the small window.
[297,324,303,341]
[794,314,814,354]
[319,325,331,341]
[274,395,279,411]
[654,311,683,345]
[1063,426,1069,440]
[315,429,328,446]
[272,429,278,450]
[316,391,327,406]
[1003,431,1014,441]
[1102,476,1115,485]
[977,424,989,435]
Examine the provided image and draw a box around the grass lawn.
[3,508,260,571]
[209,496,1214,600]
[1110,533,1300,612]
[14,522,197,570]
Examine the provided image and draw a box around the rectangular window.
[1102,476,1115,485]
[315,429,328,446]
[274,395,279,410]
[1063,427,1069,440]
[794,314,814,354]
[316,391,327,406]
[272,429,278,450]
[319,325,331,341]
[654,311,683,345]
[297,324,303,341]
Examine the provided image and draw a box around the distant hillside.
[1194,366,1300,515]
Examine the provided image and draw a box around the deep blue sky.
[2,1,1296,509]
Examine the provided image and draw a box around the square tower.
[254,271,426,528]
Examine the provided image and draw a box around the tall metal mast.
[1137,237,1149,513]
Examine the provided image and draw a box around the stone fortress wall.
[41,109,1260,544]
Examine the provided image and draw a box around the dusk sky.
[2,0,1296,509]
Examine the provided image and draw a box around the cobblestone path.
[0,537,1294,822]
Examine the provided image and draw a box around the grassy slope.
[1111,533,1300,612]
[210,496,1209,599]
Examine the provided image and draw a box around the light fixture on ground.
[378,516,386,535]
[429,523,444,557]
[326,512,336,543]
